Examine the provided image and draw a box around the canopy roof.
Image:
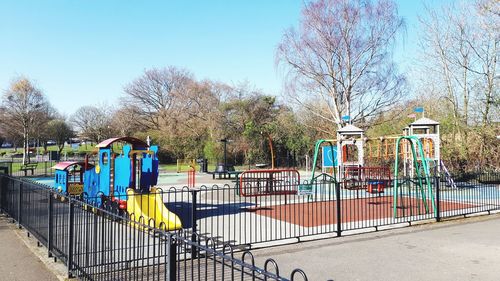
[338,124,364,133]
[96,137,148,149]
[52,161,94,170]
[410,117,439,126]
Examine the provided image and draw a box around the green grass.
[4,161,55,173]
[0,144,96,157]
[160,163,248,173]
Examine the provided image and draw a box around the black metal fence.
[0,175,309,281]
[108,171,500,249]
[1,171,498,280]
[0,160,57,177]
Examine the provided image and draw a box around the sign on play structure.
[298,183,313,195]
[322,146,337,167]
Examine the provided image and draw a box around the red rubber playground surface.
[256,196,476,227]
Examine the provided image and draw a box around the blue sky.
[0,0,451,116]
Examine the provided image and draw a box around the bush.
[157,149,175,164]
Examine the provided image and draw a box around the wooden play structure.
[307,116,442,200]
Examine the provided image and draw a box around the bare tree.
[417,4,475,142]
[110,107,142,137]
[1,77,50,164]
[417,0,498,165]
[276,0,405,129]
[122,67,193,130]
[46,119,74,154]
[70,105,114,143]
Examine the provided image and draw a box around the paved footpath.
[254,214,500,281]
[0,214,58,281]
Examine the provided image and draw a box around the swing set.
[392,136,437,218]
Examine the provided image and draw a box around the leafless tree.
[122,67,194,130]
[46,119,74,154]
[276,0,405,129]
[70,105,115,143]
[110,107,142,137]
[417,0,498,164]
[1,77,50,164]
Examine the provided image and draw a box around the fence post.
[191,190,198,258]
[67,199,75,278]
[18,181,23,228]
[167,234,177,281]
[435,176,441,222]
[335,182,342,237]
[48,194,53,257]
[0,176,3,213]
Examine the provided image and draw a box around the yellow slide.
[126,188,182,231]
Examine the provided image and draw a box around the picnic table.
[236,169,299,196]
[210,163,243,179]
[212,170,243,180]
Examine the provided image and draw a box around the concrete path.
[0,215,58,281]
[254,214,500,281]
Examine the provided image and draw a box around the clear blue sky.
[0,0,451,116]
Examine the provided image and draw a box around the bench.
[0,166,8,174]
[19,163,38,176]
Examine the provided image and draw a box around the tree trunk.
[22,126,29,165]
[58,143,65,155]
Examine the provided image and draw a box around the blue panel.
[54,170,67,193]
[83,167,99,198]
[322,146,338,167]
[150,145,159,185]
[114,152,131,195]
[98,148,111,196]
[141,153,153,192]
[152,159,159,186]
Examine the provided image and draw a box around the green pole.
[309,140,336,183]
[393,136,436,218]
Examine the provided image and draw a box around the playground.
[7,126,488,255]
[1,115,499,281]
[20,116,500,247]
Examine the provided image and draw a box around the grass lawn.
[160,163,249,173]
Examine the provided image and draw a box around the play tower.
[336,124,365,180]
[402,117,441,177]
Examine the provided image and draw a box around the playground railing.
[437,171,500,219]
[238,169,300,197]
[0,160,57,178]
[74,171,500,251]
[123,171,499,249]
[0,175,309,281]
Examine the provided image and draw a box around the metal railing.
[1,171,498,279]
[0,175,309,281]
[96,171,500,250]
[0,160,56,177]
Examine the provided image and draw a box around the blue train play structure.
[52,137,182,230]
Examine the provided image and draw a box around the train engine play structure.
[53,137,182,230]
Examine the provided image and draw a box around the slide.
[126,188,182,231]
